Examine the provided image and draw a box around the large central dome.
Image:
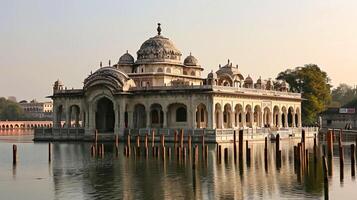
[136,24,182,64]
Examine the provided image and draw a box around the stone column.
[53,107,58,128]
[230,111,235,128]
[260,111,264,127]
[220,111,224,129]
[250,111,254,128]
[119,100,125,129]
[298,113,302,127]
[278,112,282,128]
[114,105,119,134]
[192,108,197,129]
[292,112,296,127]
[242,112,246,127]
[65,106,71,128]
[163,107,167,128]
[146,111,151,128]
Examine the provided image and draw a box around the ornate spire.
[157,23,161,35]
[100,61,102,68]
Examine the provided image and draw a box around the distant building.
[19,99,53,119]
[321,106,356,130]
[7,96,17,102]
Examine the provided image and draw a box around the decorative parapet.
[129,85,301,99]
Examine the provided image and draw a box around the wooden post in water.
[351,144,355,177]
[167,147,171,159]
[115,144,119,158]
[48,143,52,163]
[322,155,329,200]
[264,137,268,170]
[313,135,317,164]
[305,149,309,173]
[246,140,251,166]
[180,129,184,148]
[233,130,237,162]
[13,144,17,165]
[91,145,95,157]
[115,134,119,147]
[161,146,166,161]
[192,144,198,169]
[218,145,222,163]
[339,145,344,181]
[188,135,192,155]
[151,129,155,147]
[327,129,333,158]
[201,131,205,150]
[205,145,208,163]
[135,135,139,148]
[145,133,148,148]
[224,148,229,163]
[239,130,243,159]
[160,134,165,147]
[174,130,178,144]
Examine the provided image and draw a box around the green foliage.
[331,83,357,107]
[277,64,331,125]
[0,97,25,120]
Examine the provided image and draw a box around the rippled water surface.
[0,130,356,199]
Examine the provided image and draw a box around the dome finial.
[157,23,161,35]
[100,61,102,68]
[126,50,128,53]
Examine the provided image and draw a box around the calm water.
[0,130,356,200]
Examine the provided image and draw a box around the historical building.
[19,99,53,119]
[47,24,304,141]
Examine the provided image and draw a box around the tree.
[276,64,331,125]
[331,83,357,106]
[0,97,25,120]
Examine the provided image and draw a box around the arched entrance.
[96,97,115,133]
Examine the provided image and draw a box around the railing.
[34,127,85,140]
[129,85,301,98]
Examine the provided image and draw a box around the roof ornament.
[219,64,221,68]
[236,64,239,68]
[228,59,230,64]
[126,50,128,53]
[109,60,111,66]
[157,23,161,35]
[190,52,192,56]
[100,61,102,68]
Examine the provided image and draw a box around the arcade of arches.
[214,103,301,129]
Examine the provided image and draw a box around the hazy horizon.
[1,0,357,101]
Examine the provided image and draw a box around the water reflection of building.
[49,24,302,139]
[49,141,322,199]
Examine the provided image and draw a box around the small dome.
[207,70,217,79]
[216,60,244,80]
[256,76,262,84]
[244,75,253,84]
[184,53,198,66]
[83,67,135,91]
[118,51,134,65]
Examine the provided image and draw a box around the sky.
[1,0,357,101]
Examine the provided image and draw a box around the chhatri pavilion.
[39,24,313,142]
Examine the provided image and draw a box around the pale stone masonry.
[48,24,303,140]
